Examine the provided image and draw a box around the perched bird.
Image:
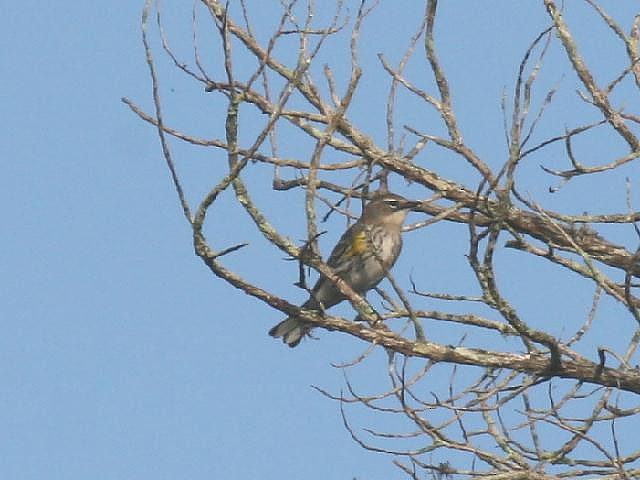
[269,191,419,347]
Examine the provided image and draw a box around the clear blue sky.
[2,2,639,479]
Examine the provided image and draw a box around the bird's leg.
[353,292,379,324]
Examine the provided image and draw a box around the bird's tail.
[268,316,309,347]
[269,299,318,347]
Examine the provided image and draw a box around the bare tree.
[124,1,640,478]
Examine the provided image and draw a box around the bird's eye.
[384,199,400,208]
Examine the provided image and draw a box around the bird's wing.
[325,222,368,272]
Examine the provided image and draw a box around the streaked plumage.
[269,192,418,347]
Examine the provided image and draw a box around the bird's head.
[362,192,420,227]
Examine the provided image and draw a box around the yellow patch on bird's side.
[347,230,369,256]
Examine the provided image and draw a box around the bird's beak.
[400,200,422,211]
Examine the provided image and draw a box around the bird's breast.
[372,231,402,268]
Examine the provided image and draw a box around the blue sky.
[2,1,639,479]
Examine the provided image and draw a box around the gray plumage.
[269,192,418,347]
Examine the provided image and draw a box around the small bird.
[269,191,419,347]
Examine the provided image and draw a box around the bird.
[269,191,419,347]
